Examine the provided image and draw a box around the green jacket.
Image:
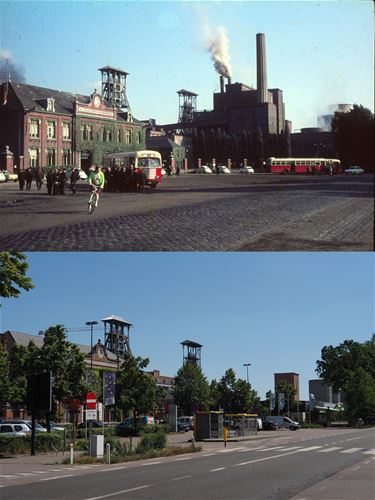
[88,170,105,188]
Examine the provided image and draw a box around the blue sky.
[1,252,374,400]
[1,0,373,130]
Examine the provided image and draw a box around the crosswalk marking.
[277,446,303,451]
[363,449,375,455]
[257,446,285,452]
[318,447,342,453]
[340,448,362,453]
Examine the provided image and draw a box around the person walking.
[18,169,25,190]
[59,169,67,195]
[25,168,33,189]
[35,167,43,190]
[46,169,53,195]
[70,167,79,194]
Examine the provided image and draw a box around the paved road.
[0,174,373,251]
[1,428,374,499]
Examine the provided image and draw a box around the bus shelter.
[224,413,258,437]
[194,411,224,440]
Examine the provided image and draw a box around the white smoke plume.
[202,24,232,78]
[0,50,26,83]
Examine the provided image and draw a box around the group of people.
[18,167,80,195]
[101,165,147,193]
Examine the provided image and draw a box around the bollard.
[106,443,111,465]
[70,443,74,464]
[223,427,228,448]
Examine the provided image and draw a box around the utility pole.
[86,321,98,372]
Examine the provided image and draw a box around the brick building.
[274,372,300,401]
[0,66,146,173]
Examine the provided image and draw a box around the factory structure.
[0,32,350,173]
[157,33,290,169]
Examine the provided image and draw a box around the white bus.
[104,150,163,188]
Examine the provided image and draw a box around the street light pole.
[243,363,251,384]
[86,321,98,372]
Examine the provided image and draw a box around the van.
[177,416,194,431]
[265,416,300,430]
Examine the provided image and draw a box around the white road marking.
[82,484,151,500]
[236,448,304,466]
[210,467,226,472]
[298,446,323,452]
[276,446,303,451]
[340,448,363,453]
[15,472,35,476]
[363,449,375,455]
[41,475,74,481]
[345,436,362,442]
[257,446,285,452]
[317,447,342,453]
[202,453,216,457]
[141,461,161,466]
[171,475,192,481]
[31,471,49,474]
[175,457,192,461]
[0,475,16,478]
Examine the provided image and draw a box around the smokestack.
[227,76,231,85]
[220,75,225,93]
[256,33,268,103]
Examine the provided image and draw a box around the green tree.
[214,368,258,414]
[172,363,210,415]
[331,104,375,170]
[0,252,34,301]
[276,380,296,416]
[316,335,375,422]
[116,352,159,420]
[0,344,12,406]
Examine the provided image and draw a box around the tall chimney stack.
[256,33,268,103]
[220,75,225,93]
[227,76,232,85]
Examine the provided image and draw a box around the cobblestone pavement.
[0,174,373,251]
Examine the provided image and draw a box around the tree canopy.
[213,368,259,414]
[316,334,375,422]
[172,363,210,415]
[0,252,34,301]
[331,104,374,170]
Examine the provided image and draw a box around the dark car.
[78,420,104,429]
[263,420,279,430]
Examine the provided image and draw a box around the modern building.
[274,372,300,401]
[309,379,344,405]
[0,66,146,173]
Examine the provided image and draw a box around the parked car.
[263,420,279,430]
[116,416,155,436]
[256,418,263,431]
[1,170,18,182]
[177,416,194,432]
[25,420,47,432]
[195,165,212,174]
[0,423,31,436]
[218,165,231,174]
[78,420,104,429]
[39,421,65,432]
[240,165,255,174]
[0,171,7,183]
[265,416,300,430]
[345,166,364,175]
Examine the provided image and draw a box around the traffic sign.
[86,392,97,410]
[86,409,96,420]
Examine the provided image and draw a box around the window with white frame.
[47,98,55,112]
[87,125,93,141]
[62,122,71,140]
[125,129,131,143]
[47,148,56,166]
[62,149,72,165]
[117,129,121,142]
[47,121,56,139]
[30,119,40,138]
[29,148,39,167]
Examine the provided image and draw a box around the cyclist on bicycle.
[88,164,105,206]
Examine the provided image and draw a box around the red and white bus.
[266,157,341,175]
[104,150,163,188]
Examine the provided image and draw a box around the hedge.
[0,432,63,455]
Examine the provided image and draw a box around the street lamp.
[243,363,251,384]
[85,321,98,371]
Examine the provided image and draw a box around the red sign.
[86,392,97,410]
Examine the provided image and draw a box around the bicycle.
[88,185,100,214]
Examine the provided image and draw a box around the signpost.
[86,392,97,411]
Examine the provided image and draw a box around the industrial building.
[0,66,146,173]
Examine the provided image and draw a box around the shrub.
[136,428,166,453]
[0,433,63,455]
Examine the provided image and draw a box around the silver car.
[0,423,31,436]
[345,166,364,175]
